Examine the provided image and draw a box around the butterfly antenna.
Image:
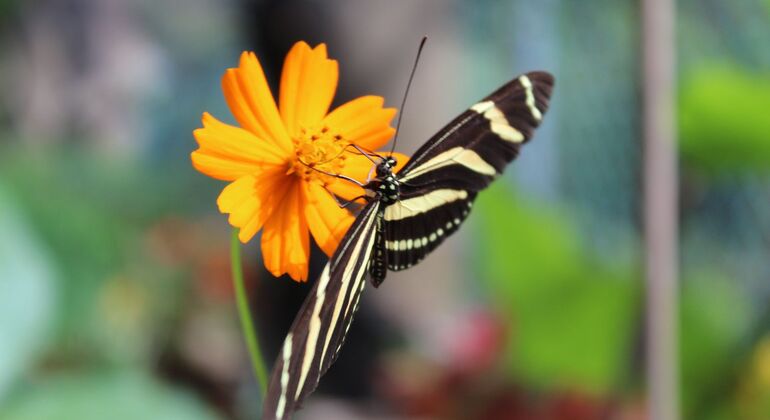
[389,36,427,156]
[296,158,365,187]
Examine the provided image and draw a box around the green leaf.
[679,63,770,175]
[0,185,57,399]
[472,183,638,393]
[679,271,751,418]
[0,372,220,420]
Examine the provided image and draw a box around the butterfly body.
[365,157,401,205]
[263,72,554,420]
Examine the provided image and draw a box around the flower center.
[289,125,349,184]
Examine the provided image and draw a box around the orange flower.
[192,41,407,281]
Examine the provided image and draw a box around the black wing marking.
[386,72,554,270]
[384,190,476,271]
[262,201,382,420]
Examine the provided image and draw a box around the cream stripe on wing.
[471,100,525,143]
[340,217,379,323]
[405,112,478,171]
[519,75,543,121]
[294,265,331,399]
[383,189,468,221]
[399,146,497,182]
[469,100,494,114]
[338,276,367,354]
[276,332,293,420]
[319,203,380,364]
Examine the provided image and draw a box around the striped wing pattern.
[262,201,382,420]
[384,72,554,270]
[382,190,476,271]
[261,71,554,419]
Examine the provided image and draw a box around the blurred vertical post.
[642,0,679,419]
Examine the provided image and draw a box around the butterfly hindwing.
[262,71,555,419]
[383,190,477,271]
[262,201,381,420]
[385,72,554,270]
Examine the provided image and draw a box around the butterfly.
[262,71,554,420]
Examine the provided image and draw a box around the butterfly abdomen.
[369,212,387,287]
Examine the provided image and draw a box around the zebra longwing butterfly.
[263,71,554,419]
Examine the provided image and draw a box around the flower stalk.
[231,228,269,397]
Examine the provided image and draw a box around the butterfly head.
[366,156,399,204]
[375,156,397,178]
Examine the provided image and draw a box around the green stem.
[230,228,269,397]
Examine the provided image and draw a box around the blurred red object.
[447,310,508,375]
[376,310,629,419]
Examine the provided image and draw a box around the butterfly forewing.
[385,72,554,270]
[262,71,554,420]
[262,201,381,420]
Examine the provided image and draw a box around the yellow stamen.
[291,124,349,183]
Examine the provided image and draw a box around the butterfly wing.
[385,72,554,270]
[262,201,382,420]
[262,72,555,417]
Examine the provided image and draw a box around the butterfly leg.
[335,195,367,209]
[320,184,367,209]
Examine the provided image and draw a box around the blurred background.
[1,0,770,419]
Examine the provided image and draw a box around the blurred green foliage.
[472,181,770,417]
[0,185,56,397]
[473,182,639,394]
[0,372,219,420]
[679,271,752,419]
[0,144,195,366]
[0,142,242,418]
[679,64,770,175]
[677,58,770,418]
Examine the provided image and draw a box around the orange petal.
[192,112,287,181]
[325,182,367,204]
[326,151,410,201]
[216,167,291,243]
[261,180,310,281]
[324,96,397,151]
[279,42,339,137]
[303,182,355,257]
[222,52,292,154]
